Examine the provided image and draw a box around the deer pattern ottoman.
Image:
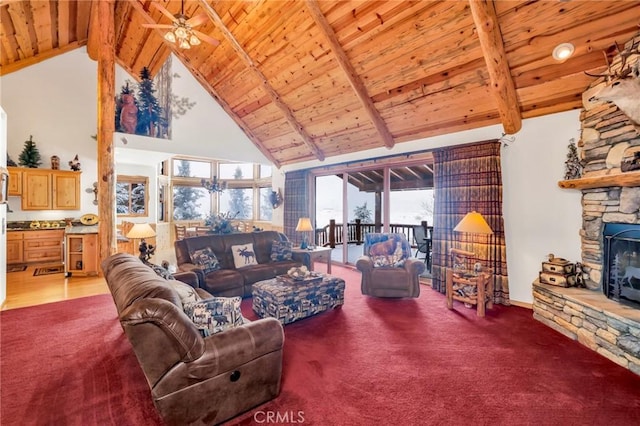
[252,274,345,325]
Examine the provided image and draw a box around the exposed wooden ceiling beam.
[468,0,521,134]
[305,0,395,150]
[86,0,99,60]
[126,0,282,168]
[196,0,325,162]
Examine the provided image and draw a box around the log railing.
[315,219,429,248]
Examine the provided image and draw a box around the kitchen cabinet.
[19,168,81,210]
[7,166,21,195]
[52,171,80,209]
[8,230,64,264]
[65,232,99,277]
[7,232,24,264]
[23,230,65,263]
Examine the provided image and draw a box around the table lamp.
[296,217,314,249]
[126,223,156,262]
[453,211,493,271]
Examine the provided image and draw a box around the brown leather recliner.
[356,233,425,298]
[101,253,284,426]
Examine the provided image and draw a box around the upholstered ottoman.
[252,274,345,325]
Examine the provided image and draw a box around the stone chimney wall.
[578,34,640,288]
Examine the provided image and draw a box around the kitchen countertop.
[65,225,99,234]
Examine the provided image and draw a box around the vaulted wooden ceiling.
[1,1,639,168]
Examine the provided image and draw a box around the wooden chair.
[232,220,247,233]
[195,226,212,236]
[174,224,186,241]
[445,248,493,317]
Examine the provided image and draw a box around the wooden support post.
[375,192,382,232]
[329,219,336,248]
[355,219,362,245]
[96,0,116,262]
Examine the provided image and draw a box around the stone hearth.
[533,282,640,374]
[533,33,640,376]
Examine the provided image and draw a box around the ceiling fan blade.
[142,24,174,29]
[193,30,220,47]
[186,13,208,28]
[151,1,178,23]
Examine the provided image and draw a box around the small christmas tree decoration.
[564,139,582,180]
[18,135,42,168]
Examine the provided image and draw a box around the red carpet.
[2,265,640,425]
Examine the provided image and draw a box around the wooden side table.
[445,268,493,317]
[292,246,333,274]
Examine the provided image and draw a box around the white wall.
[282,110,584,305]
[1,48,98,221]
[501,111,583,304]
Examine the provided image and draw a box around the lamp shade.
[126,223,156,239]
[295,217,313,232]
[453,211,493,235]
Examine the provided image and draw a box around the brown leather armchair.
[356,233,425,298]
[102,253,284,425]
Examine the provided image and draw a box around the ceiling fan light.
[164,31,176,43]
[552,42,574,61]
[175,26,188,39]
[189,34,201,46]
[179,39,191,49]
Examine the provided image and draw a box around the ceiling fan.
[142,0,219,49]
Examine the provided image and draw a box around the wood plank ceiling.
[1,0,639,169]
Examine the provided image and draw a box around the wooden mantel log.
[97,0,117,262]
[468,0,522,135]
[558,170,640,190]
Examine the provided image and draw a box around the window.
[173,159,211,178]
[172,186,211,220]
[170,156,272,222]
[260,165,272,178]
[116,175,148,216]
[220,187,253,219]
[259,187,273,221]
[220,163,253,180]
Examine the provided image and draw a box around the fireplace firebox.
[603,223,640,309]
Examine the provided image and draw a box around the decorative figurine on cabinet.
[68,154,81,171]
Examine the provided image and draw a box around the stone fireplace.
[532,34,640,376]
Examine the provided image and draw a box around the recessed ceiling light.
[552,43,575,61]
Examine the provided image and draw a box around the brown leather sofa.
[175,230,302,297]
[102,253,284,426]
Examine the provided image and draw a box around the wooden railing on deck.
[315,219,428,248]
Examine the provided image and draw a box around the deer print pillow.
[183,296,247,337]
[189,247,221,273]
[231,243,259,268]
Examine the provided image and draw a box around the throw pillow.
[183,296,246,337]
[270,240,293,262]
[189,247,220,273]
[365,233,411,268]
[168,280,202,306]
[231,243,258,268]
[144,260,174,280]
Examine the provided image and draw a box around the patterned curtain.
[284,170,309,245]
[431,140,509,305]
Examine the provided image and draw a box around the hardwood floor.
[3,263,109,311]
